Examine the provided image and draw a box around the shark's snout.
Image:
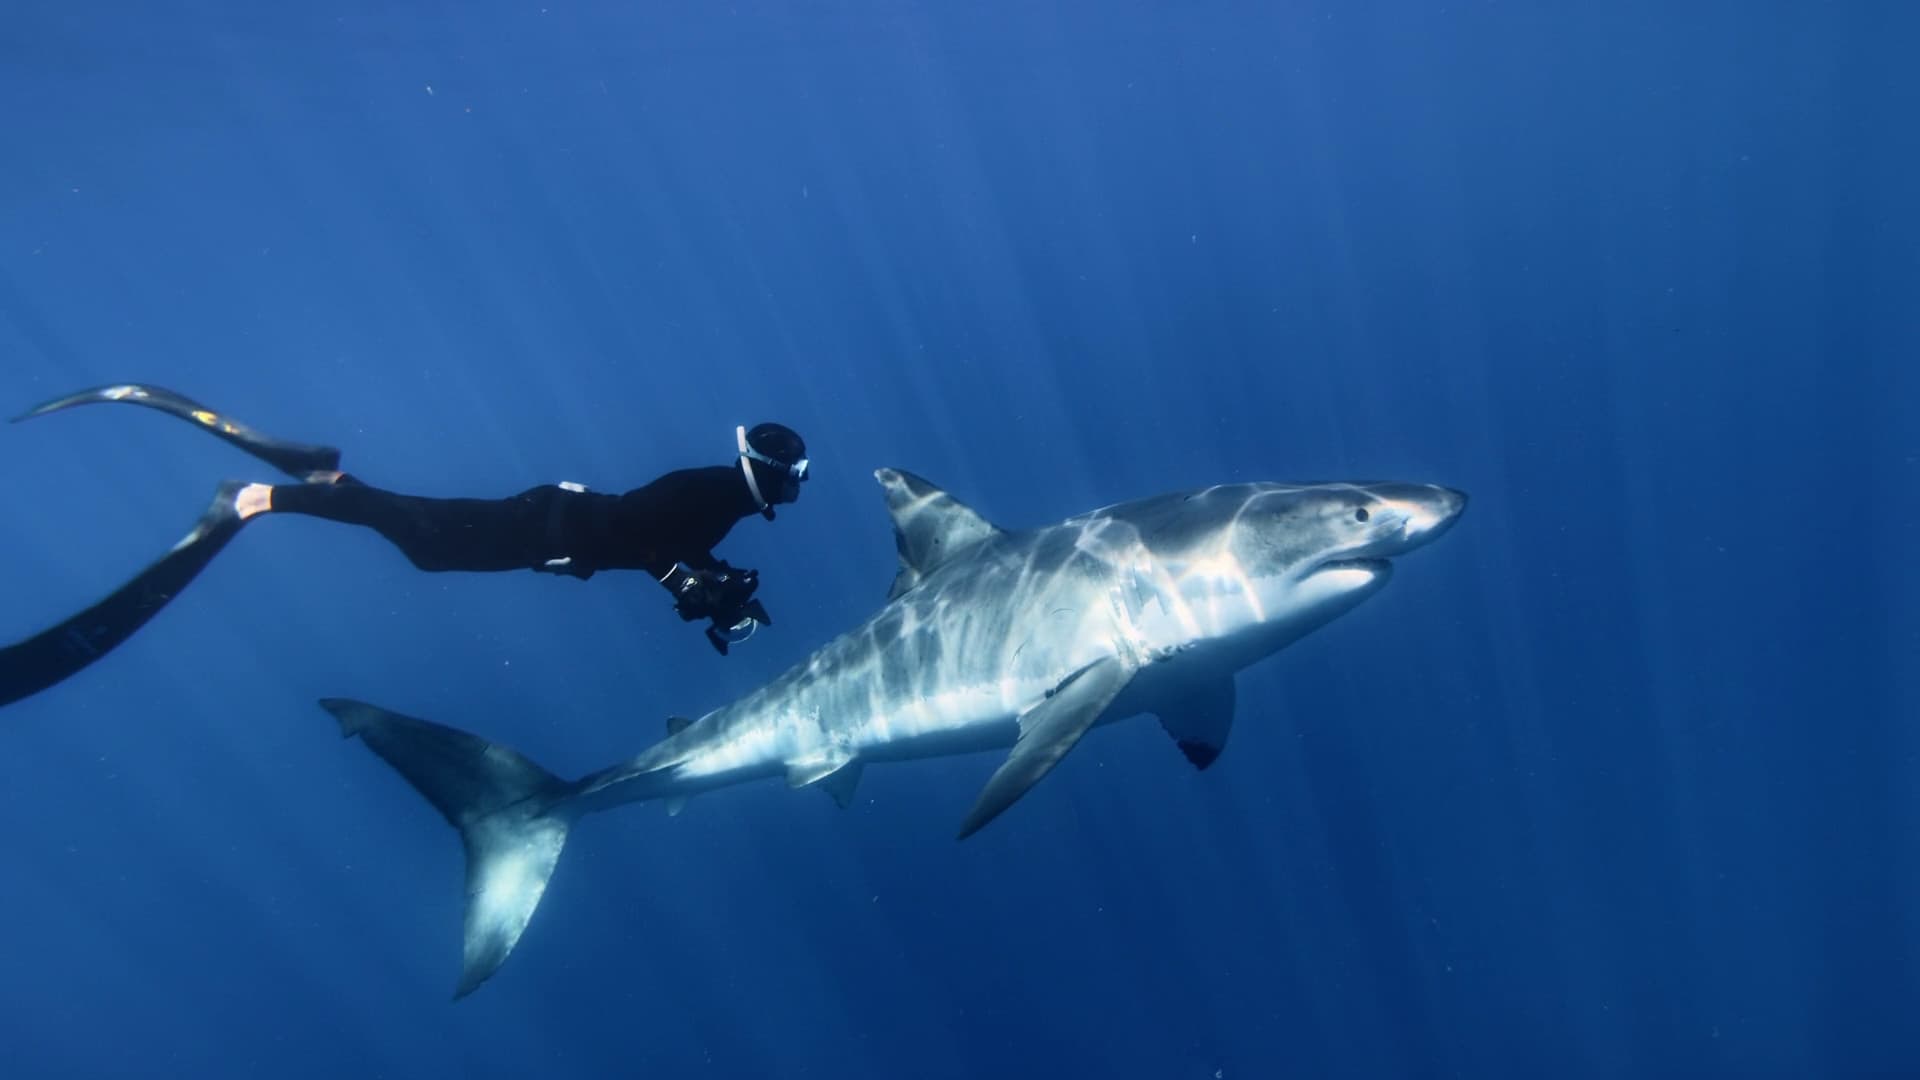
[1363,483,1468,554]
[1417,486,1469,540]
[1397,484,1466,541]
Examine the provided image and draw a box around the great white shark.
[322,467,1467,997]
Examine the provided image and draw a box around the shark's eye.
[1354,507,1370,522]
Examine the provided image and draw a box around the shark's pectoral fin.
[1155,676,1237,770]
[666,716,693,736]
[957,656,1132,840]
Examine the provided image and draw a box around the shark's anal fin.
[957,656,1132,840]
[874,468,1004,601]
[1155,676,1237,770]
[319,697,572,1000]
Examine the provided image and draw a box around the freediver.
[0,384,809,708]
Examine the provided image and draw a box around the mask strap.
[736,425,772,518]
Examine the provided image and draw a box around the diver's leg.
[265,482,563,572]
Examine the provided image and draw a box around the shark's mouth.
[1300,557,1394,595]
[1313,557,1390,576]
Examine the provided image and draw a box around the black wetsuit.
[0,380,795,708]
[270,466,764,580]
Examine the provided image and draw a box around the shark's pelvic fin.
[785,748,864,807]
[956,656,1133,840]
[786,747,856,789]
[1153,676,1237,769]
[874,467,1004,601]
[819,762,865,808]
[319,697,573,999]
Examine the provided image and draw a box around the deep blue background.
[1,2,1914,1076]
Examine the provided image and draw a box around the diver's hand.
[671,570,721,621]
[714,566,758,605]
[671,566,758,622]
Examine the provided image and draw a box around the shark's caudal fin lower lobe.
[318,698,573,999]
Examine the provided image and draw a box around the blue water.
[2,2,1914,1076]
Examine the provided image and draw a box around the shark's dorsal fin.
[875,468,1003,601]
[666,716,692,736]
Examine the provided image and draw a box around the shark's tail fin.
[318,697,574,999]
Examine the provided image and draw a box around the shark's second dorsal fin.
[874,467,1003,601]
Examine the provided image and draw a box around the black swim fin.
[0,482,252,709]
[13,383,341,480]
